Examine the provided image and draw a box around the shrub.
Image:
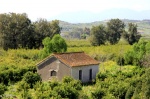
[91,87,105,99]
[96,72,108,81]
[0,84,6,96]
[125,86,135,99]
[23,71,41,88]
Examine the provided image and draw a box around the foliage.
[0,84,6,96]
[125,86,135,99]
[0,13,34,50]
[123,23,141,45]
[91,86,105,99]
[124,40,150,66]
[107,18,125,44]
[0,13,61,50]
[1,39,150,98]
[33,19,60,48]
[68,44,131,62]
[39,34,67,58]
[89,19,142,45]
[90,25,106,46]
[50,34,67,53]
[23,71,41,88]
[0,49,39,85]
[66,39,91,47]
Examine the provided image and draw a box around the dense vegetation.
[0,13,60,50]
[90,19,141,46]
[0,12,150,98]
[0,39,150,98]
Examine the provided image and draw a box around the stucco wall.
[71,65,99,83]
[57,61,71,81]
[37,56,71,81]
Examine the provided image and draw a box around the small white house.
[37,52,99,83]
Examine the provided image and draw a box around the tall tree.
[33,19,61,48]
[90,25,106,46]
[0,13,35,50]
[107,19,125,44]
[127,23,141,45]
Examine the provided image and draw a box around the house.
[37,52,99,83]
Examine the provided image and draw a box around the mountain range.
[50,8,150,23]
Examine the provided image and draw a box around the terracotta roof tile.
[53,52,99,67]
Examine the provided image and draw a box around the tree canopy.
[0,13,61,50]
[0,13,35,50]
[127,23,141,45]
[89,19,141,46]
[40,34,67,58]
[106,18,125,44]
[90,25,106,46]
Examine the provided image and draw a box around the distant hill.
[59,19,150,37]
[50,9,150,23]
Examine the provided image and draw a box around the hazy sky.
[0,0,150,22]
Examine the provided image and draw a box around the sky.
[0,0,150,23]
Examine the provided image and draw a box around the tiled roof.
[53,52,99,67]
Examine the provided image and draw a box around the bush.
[96,72,108,81]
[0,84,6,96]
[91,87,105,99]
[23,71,41,88]
[53,84,79,99]
[125,86,135,99]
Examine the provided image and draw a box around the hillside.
[59,19,150,37]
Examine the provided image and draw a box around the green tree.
[40,34,67,58]
[50,34,67,53]
[90,25,106,46]
[0,13,35,50]
[127,23,141,45]
[107,19,125,44]
[33,19,61,48]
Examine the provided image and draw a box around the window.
[79,70,82,80]
[89,69,92,80]
[51,70,57,76]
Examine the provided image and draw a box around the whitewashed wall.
[71,65,99,83]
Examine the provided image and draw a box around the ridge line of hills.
[59,19,150,35]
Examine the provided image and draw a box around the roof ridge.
[53,51,84,55]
